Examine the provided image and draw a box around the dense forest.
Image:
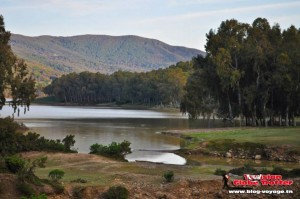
[45,17,299,127]
[44,61,192,107]
[181,18,300,126]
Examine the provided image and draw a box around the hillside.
[10,34,204,76]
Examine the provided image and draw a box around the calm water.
[2,105,221,165]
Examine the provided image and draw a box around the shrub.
[0,116,77,155]
[90,140,131,158]
[48,169,65,181]
[21,194,48,199]
[103,185,129,199]
[163,170,174,182]
[214,168,226,176]
[62,135,76,152]
[5,155,26,173]
[17,182,35,197]
[18,157,47,184]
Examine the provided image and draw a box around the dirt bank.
[1,152,299,198]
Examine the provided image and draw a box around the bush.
[90,141,131,158]
[163,170,174,182]
[62,135,76,152]
[103,185,129,199]
[21,194,48,199]
[214,168,226,176]
[5,155,26,173]
[17,182,35,197]
[0,116,77,155]
[48,169,65,181]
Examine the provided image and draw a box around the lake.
[2,105,222,165]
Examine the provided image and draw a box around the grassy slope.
[26,60,63,88]
[185,127,300,150]
[25,152,218,188]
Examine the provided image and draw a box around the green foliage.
[20,194,48,199]
[214,168,226,176]
[18,156,47,184]
[163,170,174,182]
[0,118,77,155]
[181,18,300,127]
[62,135,76,152]
[5,155,26,173]
[90,140,131,158]
[48,169,65,181]
[102,185,129,199]
[17,182,35,197]
[0,16,35,113]
[44,62,191,107]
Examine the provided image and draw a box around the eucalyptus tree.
[0,15,35,115]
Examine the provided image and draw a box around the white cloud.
[137,1,300,24]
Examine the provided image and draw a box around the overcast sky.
[1,0,300,50]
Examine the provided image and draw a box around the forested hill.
[10,34,204,74]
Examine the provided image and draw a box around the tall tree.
[0,15,35,114]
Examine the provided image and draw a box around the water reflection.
[0,105,235,165]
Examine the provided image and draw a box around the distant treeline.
[44,62,191,106]
[181,18,300,126]
[44,17,299,127]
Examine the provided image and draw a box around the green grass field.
[185,127,300,150]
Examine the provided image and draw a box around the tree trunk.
[227,92,233,120]
[263,104,267,127]
[292,112,296,127]
[285,106,289,127]
[252,105,256,127]
[238,87,242,127]
[279,115,282,126]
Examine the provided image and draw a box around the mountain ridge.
[10,33,204,86]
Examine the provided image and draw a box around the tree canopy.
[181,18,300,126]
[44,61,192,107]
[0,15,35,114]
